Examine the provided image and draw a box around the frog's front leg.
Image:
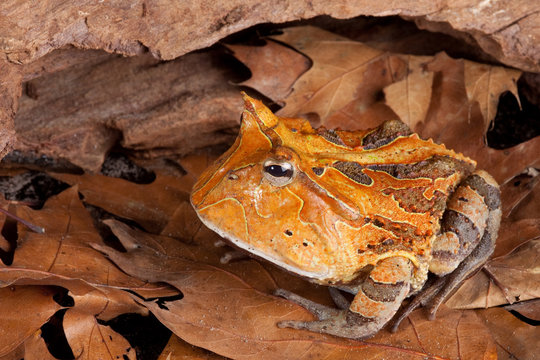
[276,256,413,339]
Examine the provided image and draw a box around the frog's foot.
[274,289,379,339]
[275,256,413,339]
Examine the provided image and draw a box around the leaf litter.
[0,25,538,359]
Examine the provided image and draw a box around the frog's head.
[191,93,346,280]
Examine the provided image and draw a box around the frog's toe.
[329,287,351,310]
[274,288,339,320]
[278,313,379,339]
[277,318,338,333]
[276,319,311,329]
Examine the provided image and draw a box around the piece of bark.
[12,49,241,171]
[0,62,22,160]
[410,1,539,72]
[1,1,537,71]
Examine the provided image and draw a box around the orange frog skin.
[191,93,501,339]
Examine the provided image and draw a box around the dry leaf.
[464,61,522,131]
[500,172,539,219]
[97,219,295,298]
[494,218,540,258]
[0,286,62,357]
[232,30,411,130]
[63,309,136,360]
[271,26,387,123]
[51,173,191,234]
[9,187,149,289]
[383,55,433,129]
[52,154,221,240]
[158,335,226,360]
[160,201,204,242]
[506,172,540,221]
[484,239,540,304]
[476,307,540,360]
[399,52,538,185]
[505,299,540,322]
[20,330,57,360]
[176,153,218,184]
[0,185,174,358]
[393,305,498,360]
[69,286,148,321]
[227,41,310,102]
[446,239,540,309]
[323,54,407,130]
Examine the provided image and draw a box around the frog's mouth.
[195,211,333,282]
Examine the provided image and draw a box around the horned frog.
[191,93,501,339]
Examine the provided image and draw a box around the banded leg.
[392,170,501,331]
[276,256,413,339]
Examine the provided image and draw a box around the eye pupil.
[264,165,292,178]
[262,159,295,186]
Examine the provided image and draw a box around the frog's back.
[279,113,475,260]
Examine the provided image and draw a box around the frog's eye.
[262,159,295,186]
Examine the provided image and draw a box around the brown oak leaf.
[0,286,62,357]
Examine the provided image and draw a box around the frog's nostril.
[284,230,293,236]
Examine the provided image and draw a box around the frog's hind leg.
[276,256,413,339]
[391,170,501,331]
[429,170,501,276]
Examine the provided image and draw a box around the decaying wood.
[1,1,538,70]
[12,49,241,171]
[0,62,21,160]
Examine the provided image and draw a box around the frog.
[190,93,501,339]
